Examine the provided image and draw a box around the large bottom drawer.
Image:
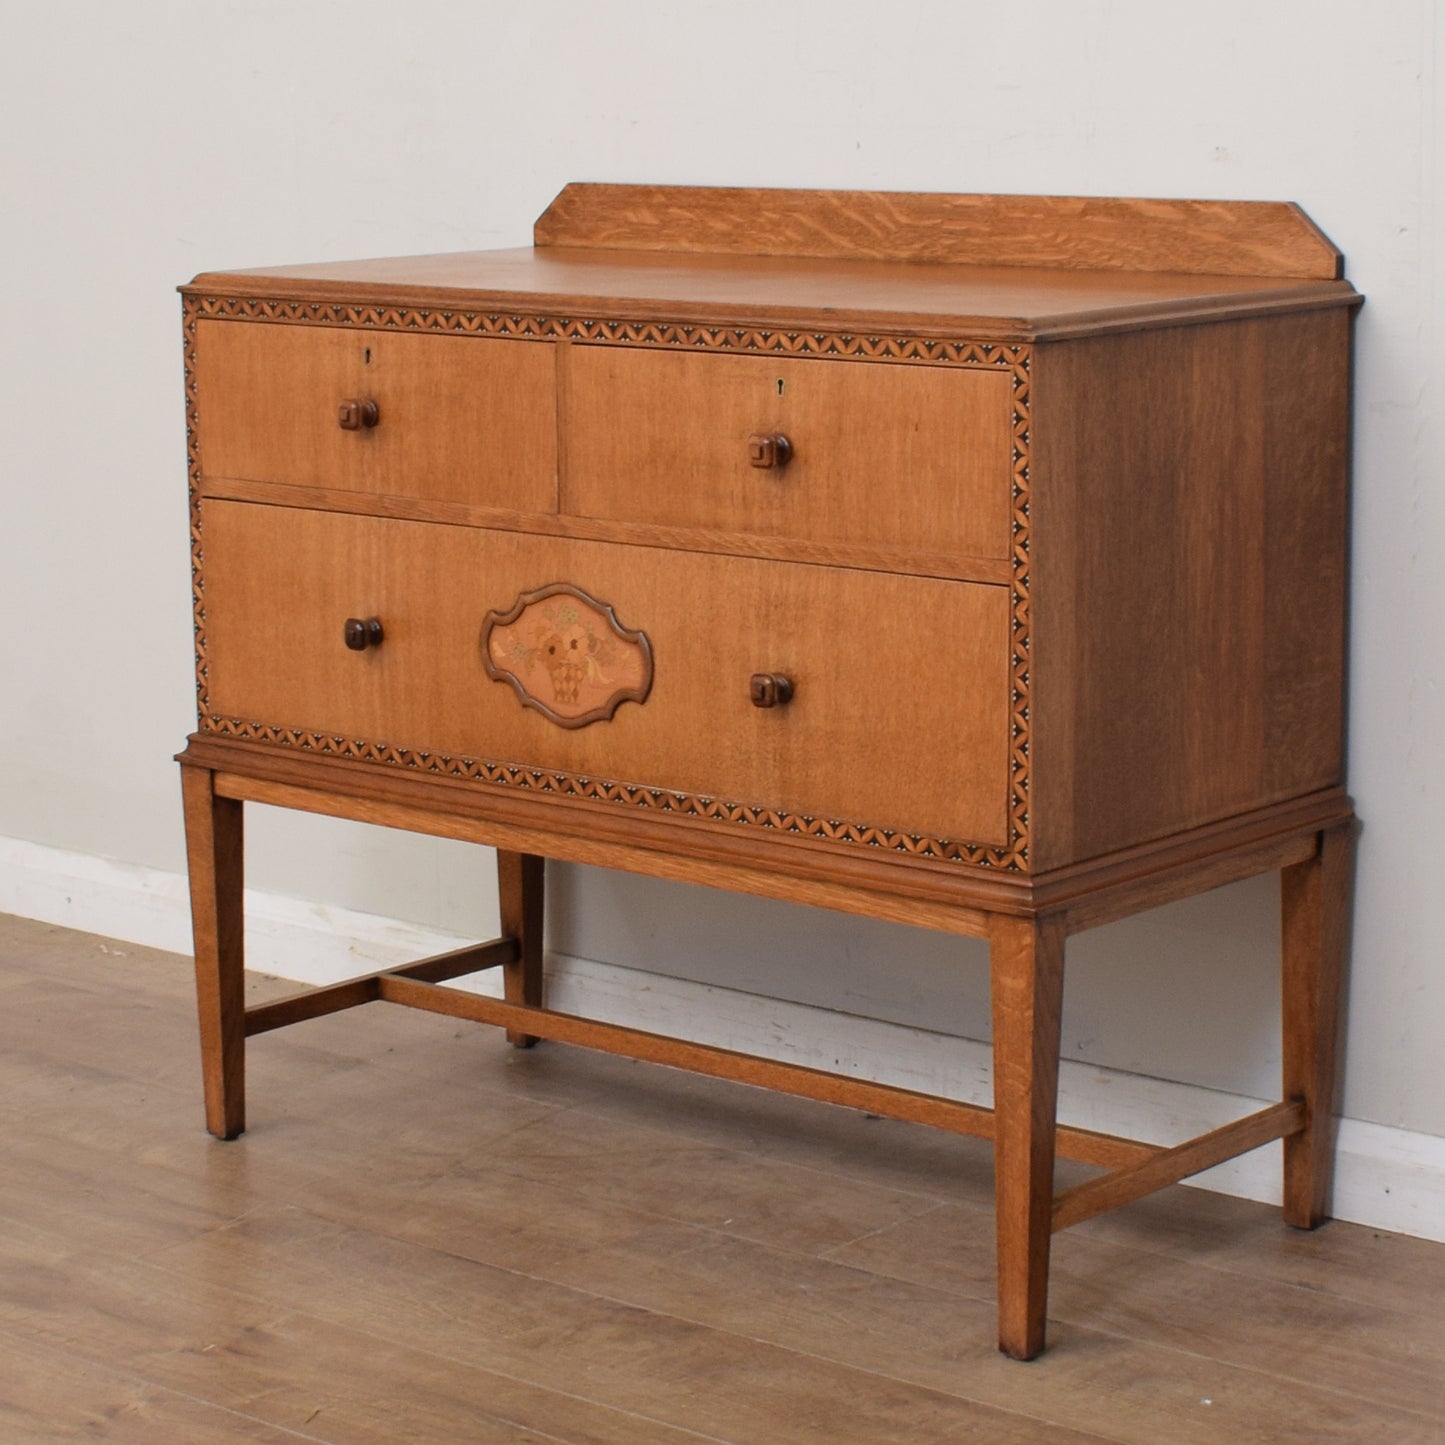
[200,501,1011,847]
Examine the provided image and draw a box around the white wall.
[3,2,1442,1156]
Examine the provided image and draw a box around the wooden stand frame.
[178,738,1353,1360]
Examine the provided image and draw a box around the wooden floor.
[2,915,1444,1443]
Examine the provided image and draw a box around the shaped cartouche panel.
[482,583,654,730]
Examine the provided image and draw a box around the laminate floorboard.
[1,913,1442,1442]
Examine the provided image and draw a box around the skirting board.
[3,832,1442,1245]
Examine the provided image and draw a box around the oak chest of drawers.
[178,184,1360,1358]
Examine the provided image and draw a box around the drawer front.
[194,321,558,510]
[564,347,1014,559]
[201,501,1011,847]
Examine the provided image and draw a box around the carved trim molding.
[183,295,1032,871]
[1007,363,1031,872]
[186,293,1029,370]
[194,718,1012,866]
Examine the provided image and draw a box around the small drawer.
[563,347,1014,559]
[201,501,1012,847]
[193,321,558,511]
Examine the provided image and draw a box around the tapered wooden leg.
[497,849,545,1048]
[180,762,246,1140]
[1281,819,1353,1228]
[989,911,1066,1360]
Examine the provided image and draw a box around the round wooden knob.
[338,399,380,431]
[344,617,384,651]
[749,673,794,708]
[747,433,793,469]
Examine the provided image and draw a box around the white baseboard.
[4,832,1442,1244]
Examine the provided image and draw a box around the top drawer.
[564,348,1014,559]
[193,321,558,511]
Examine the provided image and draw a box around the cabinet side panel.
[1029,312,1350,870]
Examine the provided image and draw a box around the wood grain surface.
[497,849,545,1047]
[174,730,1348,935]
[179,762,245,1139]
[184,248,1357,342]
[989,913,1066,1359]
[194,320,558,510]
[196,475,1016,586]
[536,183,1345,278]
[198,500,1014,848]
[1029,308,1352,870]
[1050,1100,1305,1233]
[6,914,1437,1442]
[1282,819,1354,1227]
[563,344,1013,559]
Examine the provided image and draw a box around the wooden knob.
[749,673,794,708]
[344,617,384,651]
[338,399,380,431]
[747,433,792,469]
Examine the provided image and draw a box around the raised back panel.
[535,183,1343,279]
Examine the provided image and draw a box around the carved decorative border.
[197,719,1013,866]
[1007,357,1031,871]
[184,299,205,719]
[183,296,1032,870]
[186,293,1027,369]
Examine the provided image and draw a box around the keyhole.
[363,347,372,364]
[776,377,785,396]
